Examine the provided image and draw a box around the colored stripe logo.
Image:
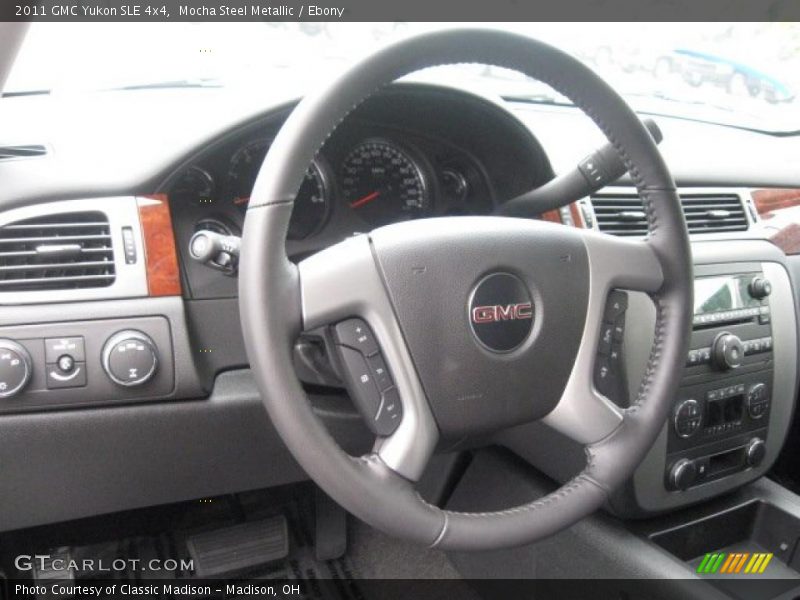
[697,552,773,574]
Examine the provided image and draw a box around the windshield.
[6,22,800,132]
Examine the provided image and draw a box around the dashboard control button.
[334,318,379,357]
[102,331,159,387]
[44,337,85,363]
[711,332,744,370]
[669,458,698,491]
[674,399,702,439]
[46,362,86,389]
[746,438,767,467]
[612,314,625,342]
[0,339,33,398]
[746,383,769,419]
[749,277,772,299]
[57,355,75,373]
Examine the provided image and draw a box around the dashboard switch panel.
[0,317,174,413]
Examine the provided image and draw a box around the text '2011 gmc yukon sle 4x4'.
[1,21,800,598]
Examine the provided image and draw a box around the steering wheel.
[239,29,692,551]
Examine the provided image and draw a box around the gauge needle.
[349,191,380,209]
[233,196,250,206]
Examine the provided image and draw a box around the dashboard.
[1,80,800,533]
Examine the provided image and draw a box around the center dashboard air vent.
[590,192,749,237]
[0,144,48,161]
[0,211,116,291]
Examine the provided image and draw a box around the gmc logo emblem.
[471,302,533,324]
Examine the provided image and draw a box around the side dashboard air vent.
[0,211,116,291]
[0,145,48,161]
[590,192,748,237]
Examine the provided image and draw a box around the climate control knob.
[669,458,698,491]
[0,339,32,398]
[746,438,766,467]
[102,331,158,387]
[711,332,744,370]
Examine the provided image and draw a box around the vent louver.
[0,211,116,291]
[0,145,47,161]
[590,193,748,237]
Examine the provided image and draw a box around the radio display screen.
[694,275,760,315]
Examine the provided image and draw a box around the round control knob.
[746,383,769,419]
[673,399,702,439]
[0,339,32,398]
[669,458,698,491]
[749,277,772,299]
[746,438,766,467]
[102,331,158,387]
[711,332,744,370]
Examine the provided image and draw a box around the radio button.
[746,438,767,467]
[749,277,772,299]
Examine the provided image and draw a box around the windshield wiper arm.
[1,89,50,98]
[502,92,571,106]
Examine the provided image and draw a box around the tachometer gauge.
[171,166,215,204]
[341,139,428,227]
[288,161,331,240]
[228,139,331,239]
[228,139,269,211]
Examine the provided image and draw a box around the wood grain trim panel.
[539,203,585,228]
[752,188,800,219]
[137,195,182,297]
[752,188,800,256]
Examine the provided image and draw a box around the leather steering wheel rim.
[239,28,693,551]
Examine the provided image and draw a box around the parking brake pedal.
[186,516,288,577]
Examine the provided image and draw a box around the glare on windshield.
[6,22,799,132]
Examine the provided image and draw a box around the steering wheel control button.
[0,339,33,398]
[375,387,403,436]
[337,346,383,428]
[674,399,702,439]
[334,318,379,357]
[44,337,85,363]
[468,272,534,353]
[102,331,159,387]
[366,353,392,392]
[603,290,628,323]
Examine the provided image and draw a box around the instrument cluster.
[168,127,495,258]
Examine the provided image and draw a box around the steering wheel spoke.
[544,232,664,444]
[299,234,438,481]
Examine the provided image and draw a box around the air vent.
[590,192,748,237]
[0,211,116,292]
[0,145,47,161]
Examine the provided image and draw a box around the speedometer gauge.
[341,139,428,227]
